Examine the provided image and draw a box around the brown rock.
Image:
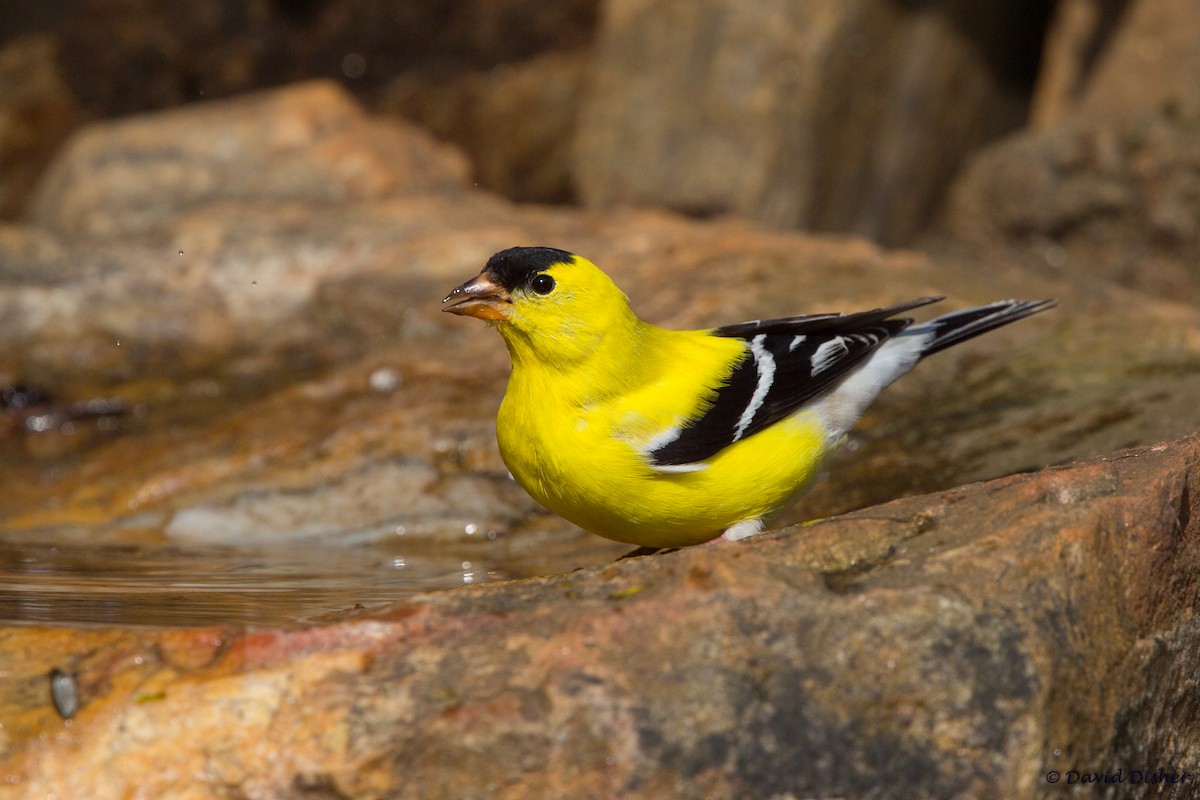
[574,0,1042,245]
[49,0,600,112]
[0,81,474,383]
[156,628,226,671]
[0,35,81,219]
[938,0,1200,305]
[382,49,589,204]
[27,80,469,238]
[938,103,1200,303]
[3,84,1200,572]
[2,68,1200,800]
[0,0,600,224]
[1077,0,1200,123]
[2,436,1199,797]
[1027,0,1128,130]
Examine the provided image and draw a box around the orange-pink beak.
[442,273,511,321]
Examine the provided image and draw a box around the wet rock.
[2,435,1199,798]
[3,83,1199,566]
[0,63,1198,800]
[163,458,534,546]
[0,379,131,458]
[575,0,1044,245]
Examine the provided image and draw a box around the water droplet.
[560,647,570,656]
[394,525,406,536]
[461,561,472,570]
[464,523,478,535]
[486,530,498,541]
[178,250,183,256]
[392,557,406,569]
[1054,749,1062,757]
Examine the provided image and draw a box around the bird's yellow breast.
[496,327,831,547]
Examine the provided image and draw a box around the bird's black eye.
[529,274,556,295]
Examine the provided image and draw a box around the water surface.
[0,536,616,628]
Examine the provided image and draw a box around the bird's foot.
[617,546,678,560]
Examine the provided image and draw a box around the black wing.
[647,297,942,468]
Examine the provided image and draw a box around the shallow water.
[0,537,611,629]
[0,378,627,629]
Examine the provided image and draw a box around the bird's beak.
[442,273,511,320]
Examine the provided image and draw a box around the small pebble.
[369,367,401,394]
[50,669,79,719]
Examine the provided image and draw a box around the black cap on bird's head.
[442,246,575,320]
[483,247,575,292]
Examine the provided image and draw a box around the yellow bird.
[443,247,1052,549]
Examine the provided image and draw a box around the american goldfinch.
[443,247,1053,548]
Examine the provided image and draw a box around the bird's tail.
[912,299,1056,358]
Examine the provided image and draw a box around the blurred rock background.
[0,5,1140,220]
[3,2,1200,796]
[4,0,1199,297]
[0,0,1020,217]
